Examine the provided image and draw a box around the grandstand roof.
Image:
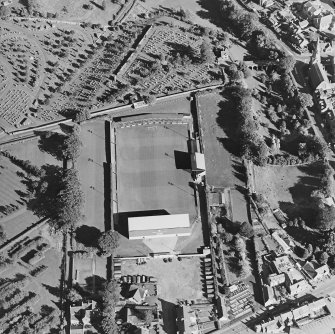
[128,214,191,239]
[191,152,206,171]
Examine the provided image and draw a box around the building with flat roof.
[176,305,199,334]
[128,214,191,240]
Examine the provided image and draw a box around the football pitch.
[115,124,197,218]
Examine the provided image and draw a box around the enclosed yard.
[121,257,204,302]
[76,120,106,232]
[198,91,244,188]
[253,163,323,223]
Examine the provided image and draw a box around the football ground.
[116,124,197,216]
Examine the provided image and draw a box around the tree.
[307,243,313,255]
[279,55,296,73]
[74,109,91,122]
[143,95,156,105]
[319,251,329,265]
[0,5,10,17]
[218,32,231,49]
[100,279,120,334]
[239,221,254,238]
[317,205,335,230]
[231,70,244,82]
[0,225,6,243]
[320,164,335,197]
[240,12,258,39]
[297,93,313,109]
[200,38,215,64]
[234,236,246,253]
[143,309,155,325]
[179,8,191,21]
[26,0,39,14]
[301,247,309,259]
[66,288,81,303]
[52,169,84,232]
[238,61,251,79]
[63,131,82,162]
[102,0,106,9]
[98,230,119,256]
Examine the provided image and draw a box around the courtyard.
[121,257,204,303]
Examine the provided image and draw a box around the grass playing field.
[198,92,244,188]
[116,124,197,217]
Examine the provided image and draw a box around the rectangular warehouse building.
[128,214,191,240]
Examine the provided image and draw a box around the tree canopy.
[98,230,119,256]
[0,225,6,243]
[66,288,81,303]
[200,38,215,64]
[278,55,296,73]
[26,0,39,13]
[319,251,329,265]
[317,205,335,230]
[239,221,254,238]
[296,93,313,109]
[63,131,82,162]
[50,169,84,232]
[100,279,120,334]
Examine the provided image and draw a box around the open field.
[1,211,42,241]
[5,138,60,168]
[76,120,106,232]
[0,156,28,215]
[121,257,203,302]
[254,163,323,223]
[230,189,248,223]
[13,0,121,25]
[72,255,106,289]
[143,0,219,29]
[198,91,244,188]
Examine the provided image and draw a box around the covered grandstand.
[128,214,191,240]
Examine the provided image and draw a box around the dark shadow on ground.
[174,150,191,169]
[114,210,169,238]
[85,275,106,294]
[34,130,66,161]
[159,299,177,334]
[232,159,246,184]
[196,0,225,29]
[103,162,112,231]
[43,283,61,298]
[246,293,318,329]
[197,184,210,246]
[216,90,241,156]
[279,174,319,225]
[75,225,101,248]
[26,164,64,218]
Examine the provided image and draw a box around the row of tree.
[232,87,269,165]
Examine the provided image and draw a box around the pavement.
[313,275,335,297]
